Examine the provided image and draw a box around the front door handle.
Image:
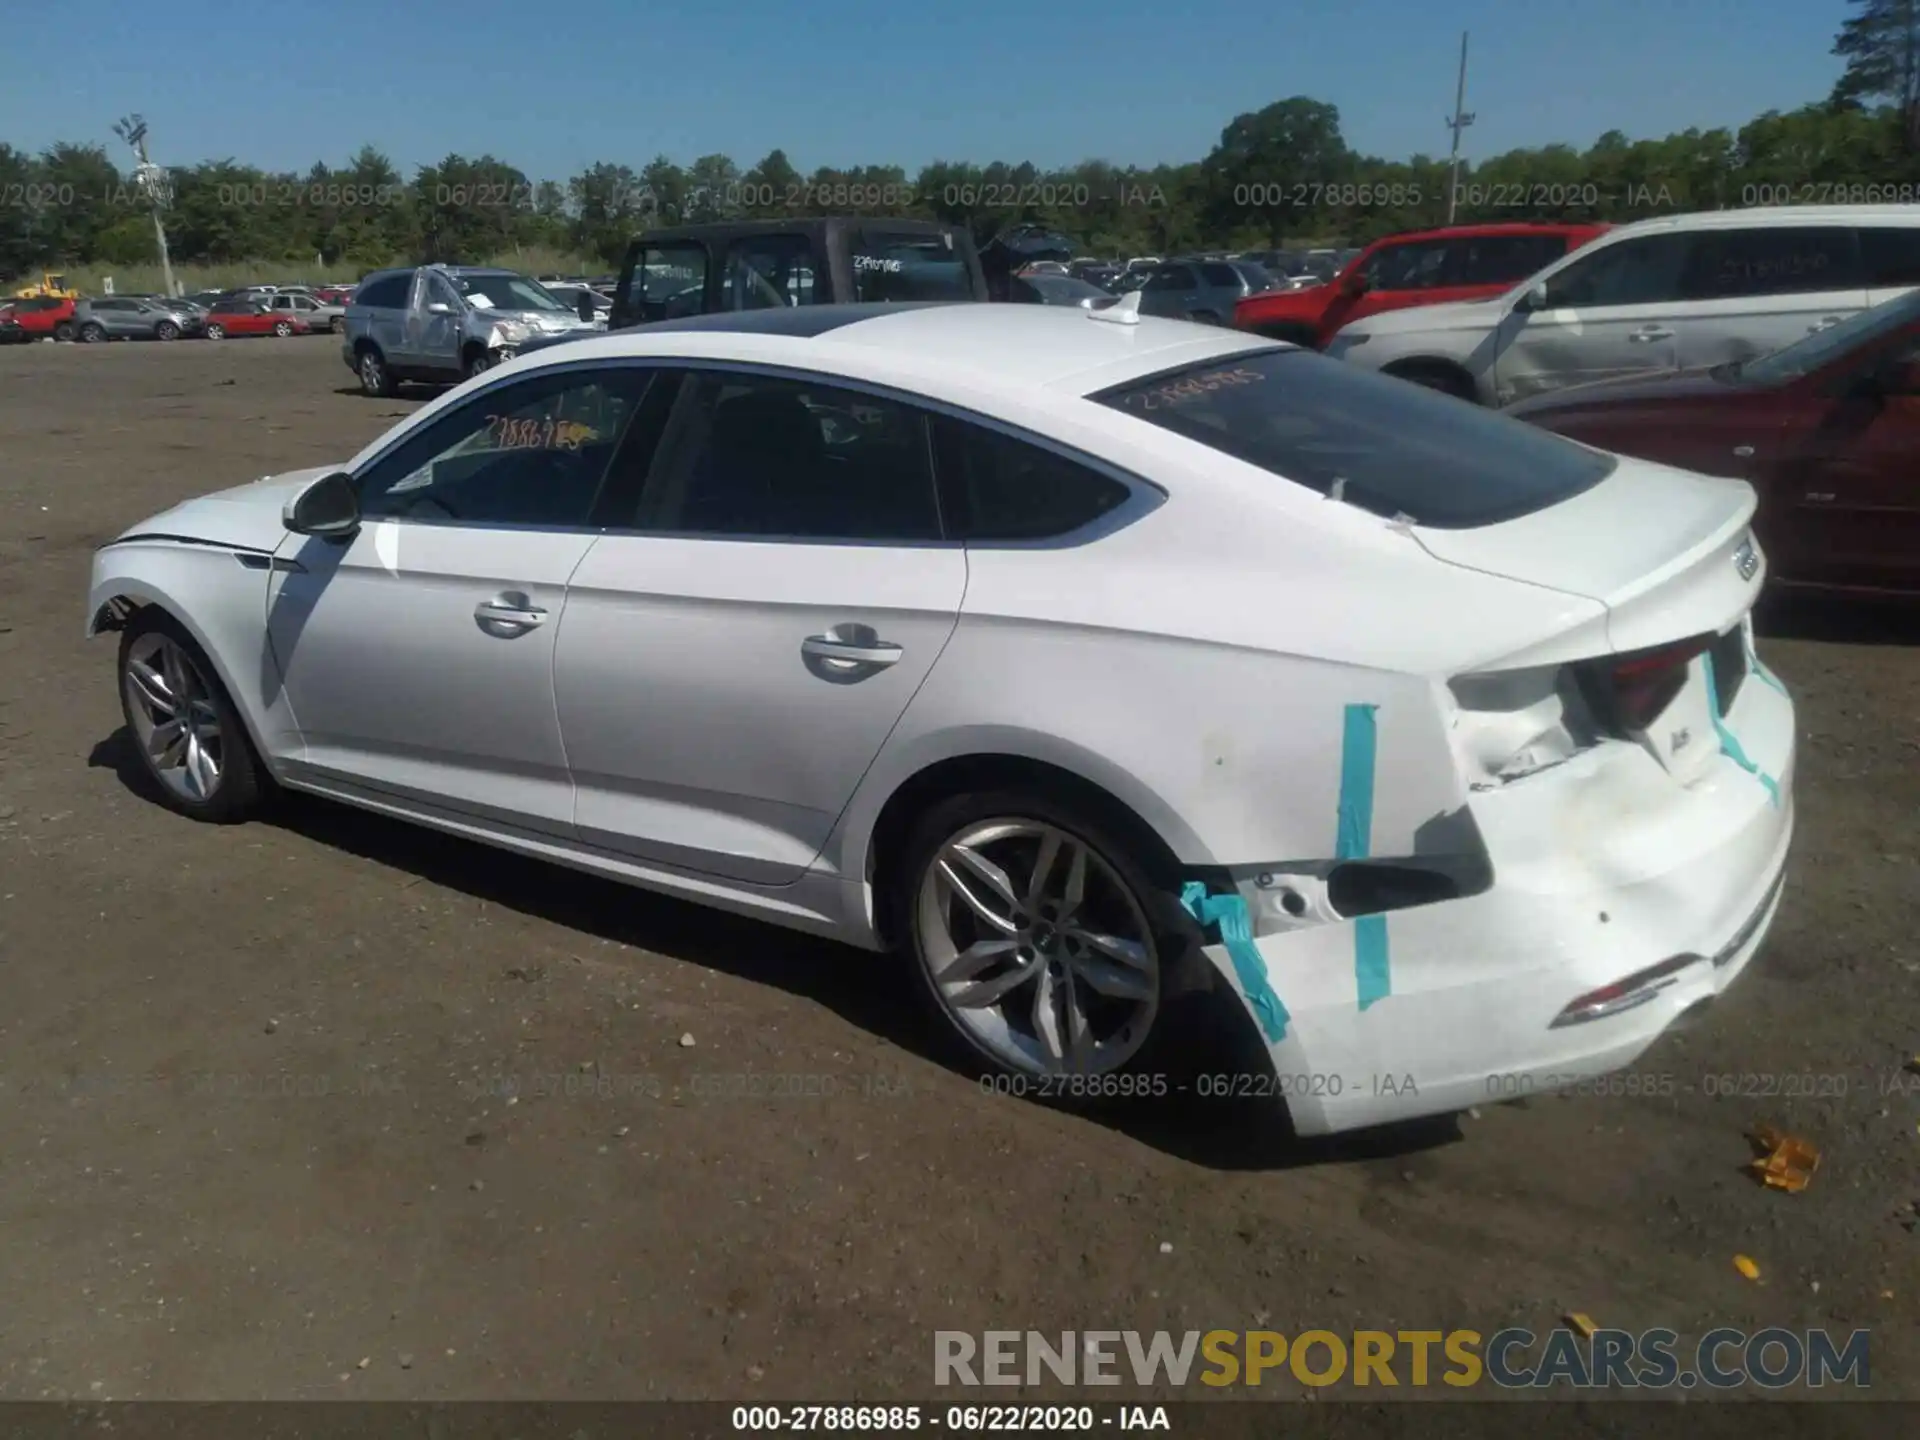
[475,592,548,636]
[802,634,902,667]
[1807,316,1844,333]
[1628,327,1674,342]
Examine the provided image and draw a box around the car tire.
[155,320,180,341]
[330,316,345,333]
[79,322,106,343]
[891,788,1196,1092]
[461,345,495,380]
[357,347,395,397]
[53,320,75,342]
[272,320,293,337]
[117,610,267,825]
[205,323,226,341]
[1188,310,1223,326]
[1386,361,1479,402]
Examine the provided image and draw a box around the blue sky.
[3,0,1846,179]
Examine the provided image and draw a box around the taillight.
[1586,634,1712,733]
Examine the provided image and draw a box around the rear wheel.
[1187,310,1224,326]
[53,320,75,342]
[79,322,106,343]
[155,320,180,341]
[117,611,266,824]
[204,322,226,341]
[330,315,345,333]
[1385,361,1479,402]
[894,790,1189,1085]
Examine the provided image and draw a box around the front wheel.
[53,320,75,342]
[79,322,106,343]
[462,345,498,379]
[357,347,395,397]
[204,323,226,341]
[272,320,293,337]
[117,611,266,823]
[895,791,1186,1084]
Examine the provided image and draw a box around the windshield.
[1094,348,1616,529]
[453,272,565,312]
[1736,289,1920,385]
[1021,274,1110,304]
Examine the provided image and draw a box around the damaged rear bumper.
[1198,655,1796,1137]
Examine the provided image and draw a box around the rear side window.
[354,273,412,308]
[1200,263,1241,287]
[1859,226,1920,287]
[1450,233,1567,286]
[930,417,1133,541]
[1094,349,1616,530]
[1361,240,1450,290]
[723,235,815,310]
[852,231,975,301]
[631,244,710,322]
[1679,226,1859,300]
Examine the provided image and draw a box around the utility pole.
[113,115,178,297]
[1444,31,1476,225]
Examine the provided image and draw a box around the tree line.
[4,0,1918,278]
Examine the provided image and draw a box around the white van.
[1322,205,1920,403]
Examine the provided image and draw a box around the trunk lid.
[1412,454,1761,655]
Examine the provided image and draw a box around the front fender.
[86,540,300,770]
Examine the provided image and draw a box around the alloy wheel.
[122,632,225,804]
[205,324,225,340]
[914,819,1159,1075]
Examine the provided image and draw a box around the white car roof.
[1605,204,1920,236]
[507,302,1273,398]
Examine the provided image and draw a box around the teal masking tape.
[1744,622,1788,697]
[1179,881,1289,1042]
[1336,703,1391,1010]
[1704,651,1780,807]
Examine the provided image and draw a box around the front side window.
[355,367,654,528]
[723,236,814,310]
[1451,233,1567,286]
[1860,226,1920,287]
[930,418,1133,542]
[1362,240,1450,290]
[1144,266,1196,292]
[1679,226,1859,301]
[1095,348,1616,530]
[852,230,975,301]
[631,371,941,542]
[1541,232,1690,308]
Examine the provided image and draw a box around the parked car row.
[0,280,359,344]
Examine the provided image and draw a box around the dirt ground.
[0,336,1916,1406]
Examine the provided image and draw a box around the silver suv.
[339,265,598,396]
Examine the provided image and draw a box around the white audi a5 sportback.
[87,297,1795,1135]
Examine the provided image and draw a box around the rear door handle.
[1628,327,1674,342]
[1807,316,1844,333]
[474,593,548,635]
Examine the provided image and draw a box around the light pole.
[1444,32,1476,225]
[112,115,178,297]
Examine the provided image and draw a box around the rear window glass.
[1093,349,1617,530]
[852,232,977,301]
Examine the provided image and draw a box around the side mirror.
[1515,281,1550,313]
[425,301,452,316]
[283,470,360,539]
[576,291,596,323]
[1338,269,1368,296]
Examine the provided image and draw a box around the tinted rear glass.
[1859,225,1920,287]
[1093,349,1616,530]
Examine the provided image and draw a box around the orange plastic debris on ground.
[1734,1255,1762,1281]
[1564,1312,1598,1337]
[1748,1124,1820,1193]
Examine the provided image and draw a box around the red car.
[1507,287,1920,598]
[0,295,79,342]
[1235,222,1609,349]
[203,298,310,340]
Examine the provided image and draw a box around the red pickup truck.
[0,295,79,342]
[1234,222,1608,349]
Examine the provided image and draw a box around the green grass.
[56,245,604,298]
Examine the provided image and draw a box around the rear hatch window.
[1092,349,1616,529]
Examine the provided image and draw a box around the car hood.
[108,466,342,553]
[1413,453,1761,654]
[473,307,593,332]
[1505,367,1744,416]
[1341,295,1508,337]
